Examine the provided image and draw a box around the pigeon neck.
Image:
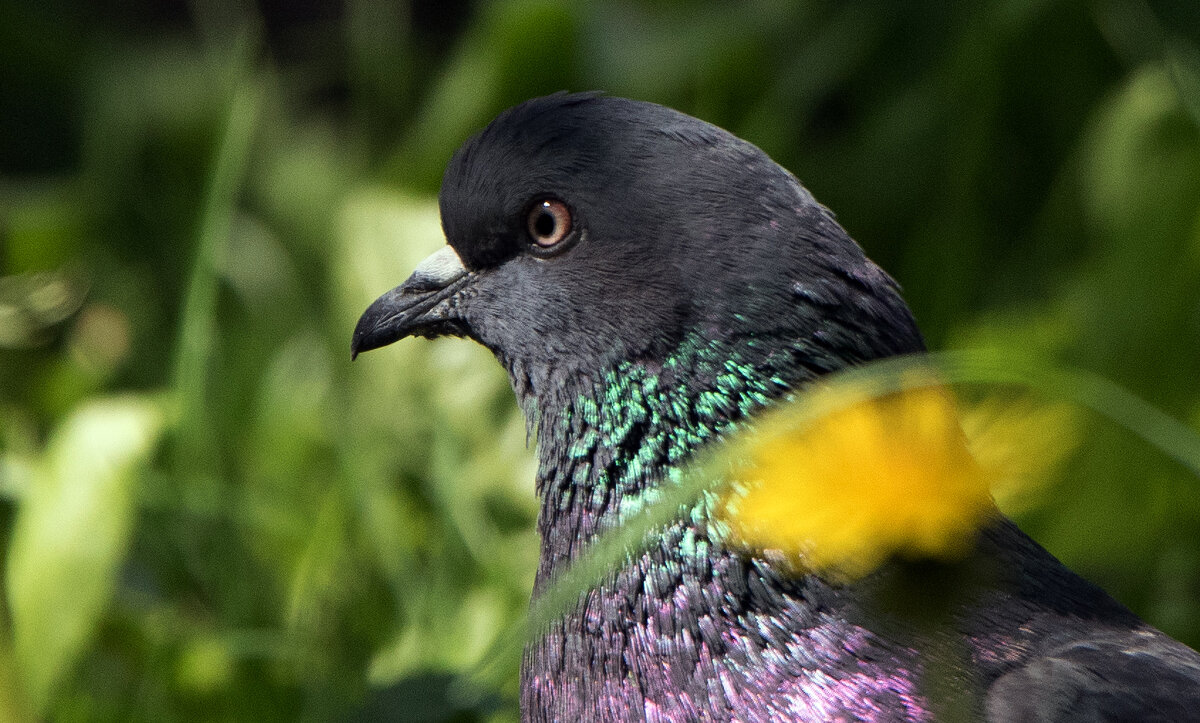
[528,333,804,576]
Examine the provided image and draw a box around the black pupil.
[534,209,556,238]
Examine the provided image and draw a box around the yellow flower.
[960,397,1080,514]
[716,383,1076,580]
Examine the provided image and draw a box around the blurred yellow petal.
[961,398,1081,514]
[717,384,1077,580]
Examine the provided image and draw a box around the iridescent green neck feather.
[527,333,831,575]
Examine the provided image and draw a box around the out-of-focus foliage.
[1,0,1198,720]
[8,396,165,713]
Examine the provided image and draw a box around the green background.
[2,1,1199,720]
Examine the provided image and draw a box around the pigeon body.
[353,94,1200,721]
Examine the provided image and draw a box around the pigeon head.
[353,93,923,414]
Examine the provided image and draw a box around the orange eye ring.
[527,199,573,249]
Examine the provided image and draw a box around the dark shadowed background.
[2,1,1199,720]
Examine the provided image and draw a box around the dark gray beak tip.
[350,245,469,361]
[350,302,402,360]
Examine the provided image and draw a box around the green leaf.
[1167,38,1200,130]
[5,395,166,713]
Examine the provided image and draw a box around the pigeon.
[352,93,1200,722]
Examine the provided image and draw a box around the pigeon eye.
[526,199,573,250]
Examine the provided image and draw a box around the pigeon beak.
[351,245,470,359]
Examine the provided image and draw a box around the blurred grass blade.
[932,351,1200,478]
[5,396,166,713]
[171,41,260,464]
[1167,38,1200,129]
